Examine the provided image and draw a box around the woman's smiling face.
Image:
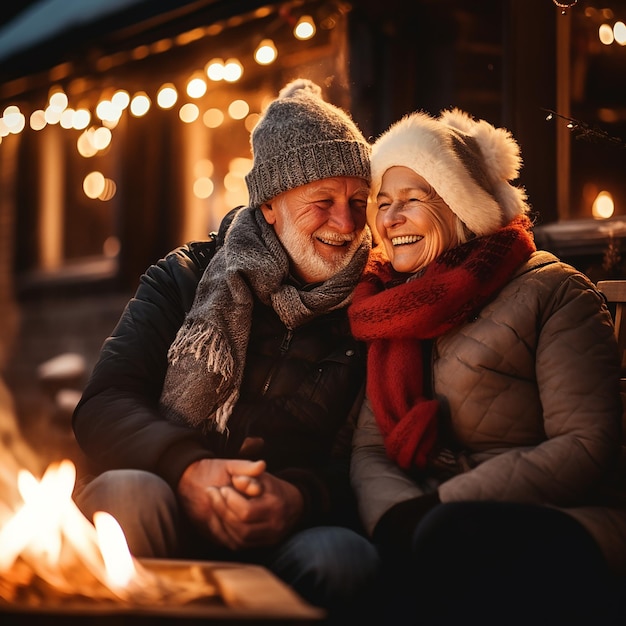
[375,166,460,273]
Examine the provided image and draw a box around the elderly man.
[72,79,378,621]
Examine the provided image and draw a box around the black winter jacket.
[72,213,366,529]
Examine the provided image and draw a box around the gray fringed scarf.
[159,207,371,434]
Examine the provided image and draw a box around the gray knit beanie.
[245,79,371,208]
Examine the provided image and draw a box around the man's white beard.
[279,213,364,283]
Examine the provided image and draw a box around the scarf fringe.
[160,207,371,433]
[214,388,238,433]
[168,321,234,383]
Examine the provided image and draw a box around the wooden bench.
[597,280,626,414]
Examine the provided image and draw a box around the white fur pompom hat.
[370,108,530,236]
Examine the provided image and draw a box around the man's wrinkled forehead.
[299,176,370,196]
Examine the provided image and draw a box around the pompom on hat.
[245,79,371,208]
[370,108,530,236]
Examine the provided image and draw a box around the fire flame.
[93,511,136,589]
[0,459,213,606]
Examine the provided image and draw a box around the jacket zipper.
[261,329,293,395]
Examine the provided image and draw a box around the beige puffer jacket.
[351,250,626,574]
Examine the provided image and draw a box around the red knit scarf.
[348,218,536,470]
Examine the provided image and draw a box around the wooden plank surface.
[0,558,325,623]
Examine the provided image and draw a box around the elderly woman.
[348,109,626,625]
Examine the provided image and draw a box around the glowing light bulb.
[206,58,225,81]
[294,15,316,40]
[187,75,207,98]
[179,103,200,123]
[203,108,224,128]
[614,21,626,45]
[30,110,47,131]
[254,39,277,65]
[130,92,151,117]
[73,108,91,130]
[223,58,243,82]
[228,99,249,120]
[84,171,106,199]
[157,83,178,109]
[112,90,130,110]
[599,23,614,45]
[49,91,68,112]
[592,190,614,219]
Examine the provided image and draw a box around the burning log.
[0,382,322,622]
[0,453,322,621]
[0,460,217,607]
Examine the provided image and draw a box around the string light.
[254,39,278,65]
[223,58,243,82]
[111,90,130,110]
[615,21,626,45]
[48,91,68,112]
[129,92,151,117]
[95,100,117,123]
[205,58,225,81]
[60,108,75,129]
[186,73,208,98]
[599,23,614,45]
[0,1,332,203]
[83,171,106,199]
[552,0,578,16]
[228,99,250,120]
[0,2,327,138]
[30,110,47,131]
[193,177,214,199]
[203,108,224,128]
[157,83,178,109]
[592,191,615,219]
[92,127,112,150]
[294,15,316,40]
[73,108,91,129]
[2,105,24,132]
[77,128,99,157]
[179,103,200,123]
[542,108,626,149]
[44,105,62,124]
